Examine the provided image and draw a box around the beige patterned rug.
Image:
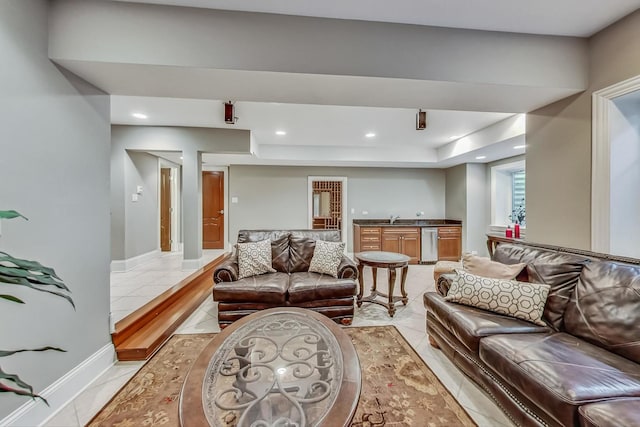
[89,326,475,426]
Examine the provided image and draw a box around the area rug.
[88,327,476,426]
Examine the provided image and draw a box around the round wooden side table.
[355,251,410,317]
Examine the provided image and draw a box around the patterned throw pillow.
[308,240,346,278]
[237,239,276,279]
[445,269,550,326]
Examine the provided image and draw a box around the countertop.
[353,219,462,227]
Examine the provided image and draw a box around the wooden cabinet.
[438,226,462,261]
[381,227,420,264]
[353,225,381,252]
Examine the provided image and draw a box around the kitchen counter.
[353,220,462,263]
[352,219,462,227]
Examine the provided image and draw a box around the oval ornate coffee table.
[355,251,410,317]
[179,307,361,427]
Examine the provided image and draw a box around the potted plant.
[0,210,74,405]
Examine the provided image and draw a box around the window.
[511,170,526,226]
[491,160,525,228]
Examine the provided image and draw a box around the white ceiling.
[110,0,640,37]
[99,1,639,168]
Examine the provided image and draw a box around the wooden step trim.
[112,253,229,360]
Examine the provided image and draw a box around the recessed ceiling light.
[450,135,462,140]
[131,112,148,119]
[475,155,486,160]
[513,145,526,149]
[179,156,183,160]
[275,130,287,136]
[365,132,376,138]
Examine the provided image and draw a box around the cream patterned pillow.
[237,239,276,279]
[445,269,550,326]
[308,240,345,278]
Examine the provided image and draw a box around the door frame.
[158,158,181,252]
[591,74,640,252]
[202,165,229,251]
[307,176,348,244]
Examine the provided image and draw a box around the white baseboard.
[110,249,160,272]
[0,343,116,427]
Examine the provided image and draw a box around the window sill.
[489,225,526,239]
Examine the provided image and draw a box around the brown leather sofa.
[424,238,640,427]
[213,229,358,328]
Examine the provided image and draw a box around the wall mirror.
[308,176,347,243]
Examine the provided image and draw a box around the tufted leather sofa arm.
[337,255,358,279]
[213,255,239,283]
[436,273,455,296]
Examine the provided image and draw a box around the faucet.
[390,215,400,224]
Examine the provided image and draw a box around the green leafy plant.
[0,210,74,405]
[509,203,526,225]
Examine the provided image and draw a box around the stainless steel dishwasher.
[421,228,438,262]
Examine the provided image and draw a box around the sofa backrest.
[493,243,592,330]
[236,229,342,273]
[563,261,640,364]
[237,230,291,273]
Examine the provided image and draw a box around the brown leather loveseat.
[424,238,640,427]
[213,229,358,329]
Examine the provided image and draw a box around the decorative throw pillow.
[237,239,276,279]
[445,269,550,326]
[308,240,346,278]
[462,253,526,280]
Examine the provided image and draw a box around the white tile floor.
[110,250,225,324]
[45,262,515,427]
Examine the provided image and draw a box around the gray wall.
[229,166,446,251]
[0,0,111,418]
[466,164,489,255]
[125,152,160,258]
[445,164,488,256]
[111,125,250,261]
[526,10,640,249]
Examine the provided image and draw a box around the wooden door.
[381,230,402,254]
[202,171,224,249]
[438,227,462,261]
[160,168,172,252]
[401,231,420,264]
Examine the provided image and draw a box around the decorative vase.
[514,224,520,239]
[505,226,513,238]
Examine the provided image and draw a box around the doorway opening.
[592,74,640,256]
[307,176,347,244]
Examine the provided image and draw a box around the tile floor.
[45,262,514,427]
[110,249,225,324]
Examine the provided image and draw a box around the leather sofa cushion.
[424,292,549,353]
[213,272,289,304]
[287,272,356,303]
[579,398,640,427]
[526,251,591,330]
[289,236,316,273]
[480,333,640,427]
[492,243,542,274]
[564,261,640,364]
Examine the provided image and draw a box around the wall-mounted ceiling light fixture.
[416,109,427,130]
[224,101,237,124]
